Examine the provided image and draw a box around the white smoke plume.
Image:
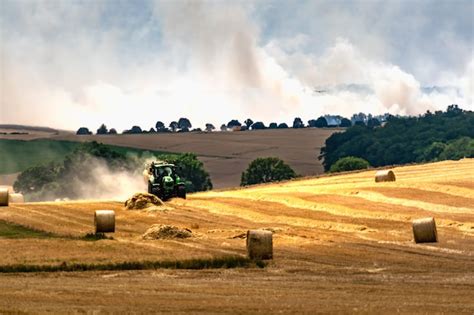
[266,37,472,116]
[0,1,472,131]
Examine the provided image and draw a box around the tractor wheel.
[177,186,186,199]
[155,189,164,200]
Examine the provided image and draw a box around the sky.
[1,0,473,131]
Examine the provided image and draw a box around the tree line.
[76,115,371,136]
[320,105,474,171]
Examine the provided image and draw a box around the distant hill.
[0,124,60,133]
[0,126,340,188]
[0,124,73,141]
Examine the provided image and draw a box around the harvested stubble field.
[0,159,473,313]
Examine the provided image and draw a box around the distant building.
[374,113,391,122]
[323,115,343,127]
[350,112,390,125]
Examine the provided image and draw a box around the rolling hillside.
[0,127,339,188]
[51,128,339,188]
[0,159,472,313]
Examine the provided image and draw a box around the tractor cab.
[152,164,175,181]
[146,162,186,200]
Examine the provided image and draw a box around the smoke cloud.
[0,0,472,131]
[68,158,146,201]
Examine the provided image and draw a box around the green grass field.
[0,220,55,239]
[0,139,170,174]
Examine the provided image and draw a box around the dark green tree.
[367,118,381,128]
[315,117,328,128]
[97,124,108,135]
[164,153,213,192]
[419,142,447,161]
[155,121,166,132]
[329,156,370,173]
[244,119,254,128]
[308,119,317,127]
[241,157,296,186]
[446,104,462,116]
[13,162,62,197]
[251,122,266,130]
[227,120,242,128]
[439,137,474,160]
[169,121,179,132]
[129,126,142,134]
[205,123,215,132]
[178,118,192,130]
[293,117,304,128]
[76,127,92,135]
[339,118,351,127]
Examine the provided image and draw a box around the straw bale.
[413,217,438,243]
[94,210,115,233]
[246,230,273,260]
[0,188,9,206]
[375,170,396,182]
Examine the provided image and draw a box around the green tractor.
[144,162,186,200]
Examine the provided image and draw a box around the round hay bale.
[9,193,24,203]
[125,193,164,210]
[413,217,438,243]
[0,188,9,206]
[246,230,273,260]
[375,170,396,182]
[94,210,115,233]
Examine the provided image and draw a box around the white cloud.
[0,0,472,131]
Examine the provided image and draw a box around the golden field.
[0,159,473,313]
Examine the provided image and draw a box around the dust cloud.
[69,158,146,201]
